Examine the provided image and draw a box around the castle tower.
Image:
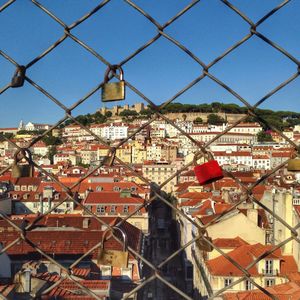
[18,120,24,130]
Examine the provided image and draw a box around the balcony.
[261,269,279,276]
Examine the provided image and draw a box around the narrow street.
[140,194,187,300]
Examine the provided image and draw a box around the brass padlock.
[103,148,116,167]
[287,158,300,171]
[12,149,34,178]
[101,65,125,102]
[11,66,26,88]
[196,228,213,252]
[97,226,128,268]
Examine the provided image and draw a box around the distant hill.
[61,102,300,130]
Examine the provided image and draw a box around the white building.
[228,122,262,135]
[252,154,271,170]
[213,150,253,168]
[24,122,50,131]
[101,124,128,140]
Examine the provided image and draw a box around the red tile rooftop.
[223,281,300,300]
[0,223,141,258]
[206,243,297,277]
[84,191,144,204]
[44,279,110,299]
[213,237,249,249]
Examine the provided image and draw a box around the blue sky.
[0,0,299,127]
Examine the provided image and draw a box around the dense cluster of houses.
[1,118,300,299]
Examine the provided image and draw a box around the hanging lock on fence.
[196,228,213,252]
[12,148,34,178]
[97,226,129,268]
[287,154,300,171]
[11,66,26,88]
[101,65,125,102]
[193,152,223,185]
[103,148,116,167]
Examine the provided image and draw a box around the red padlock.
[193,152,223,185]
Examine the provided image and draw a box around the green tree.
[207,114,226,125]
[257,131,274,142]
[0,132,14,141]
[193,117,203,124]
[48,146,57,164]
[119,110,138,117]
[105,111,112,118]
[42,134,62,146]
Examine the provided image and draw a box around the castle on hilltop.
[100,103,147,116]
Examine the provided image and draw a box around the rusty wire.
[0,0,299,299]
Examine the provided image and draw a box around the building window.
[96,205,105,214]
[245,280,253,290]
[110,205,116,213]
[265,259,273,275]
[265,279,275,287]
[123,205,129,213]
[224,278,232,288]
[113,186,120,192]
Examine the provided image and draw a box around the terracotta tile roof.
[192,201,232,217]
[272,152,293,157]
[206,243,296,277]
[213,237,249,249]
[84,192,144,204]
[0,218,142,259]
[223,281,300,300]
[46,279,110,299]
[280,256,298,275]
[207,244,259,276]
[180,170,196,177]
[14,177,42,186]
[175,181,195,193]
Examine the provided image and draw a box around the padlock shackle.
[101,226,128,252]
[103,65,124,83]
[193,151,214,165]
[103,147,117,167]
[14,148,33,164]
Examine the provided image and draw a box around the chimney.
[39,195,43,214]
[48,195,51,210]
[83,218,90,229]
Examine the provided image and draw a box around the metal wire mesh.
[0,0,299,299]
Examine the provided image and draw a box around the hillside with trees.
[29,102,300,130]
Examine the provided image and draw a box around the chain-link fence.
[0,0,300,299]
